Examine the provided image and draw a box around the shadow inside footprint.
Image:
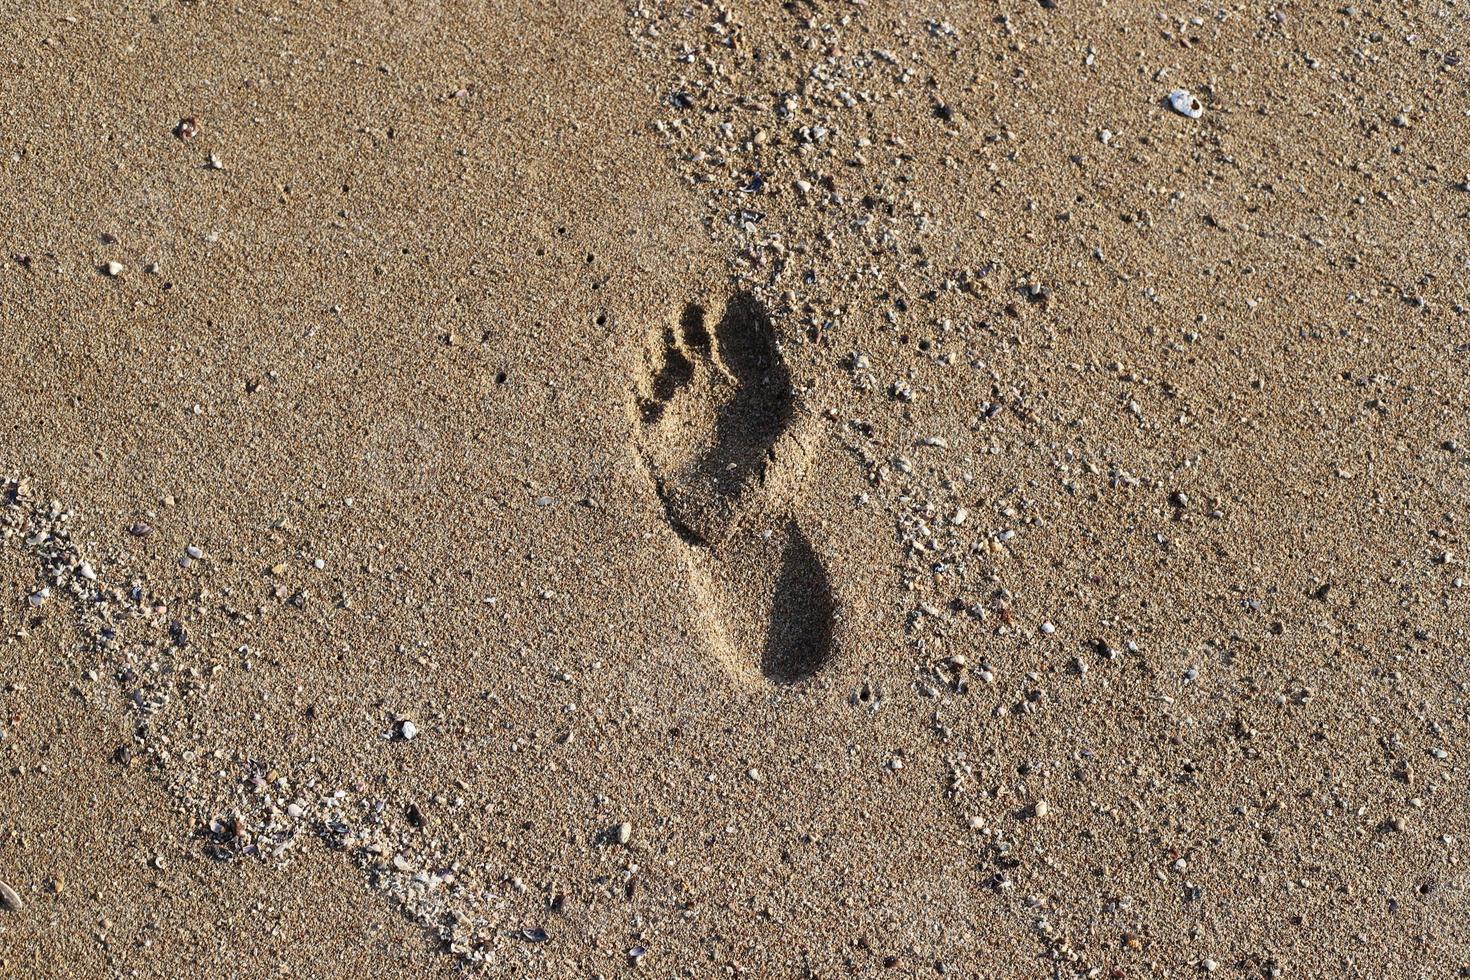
[760,524,835,683]
[696,293,794,510]
[639,326,693,424]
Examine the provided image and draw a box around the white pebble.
[103,261,124,277]
[399,720,418,741]
[1169,89,1203,119]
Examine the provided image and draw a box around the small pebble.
[614,821,632,845]
[398,719,419,741]
[1169,89,1203,119]
[103,260,124,277]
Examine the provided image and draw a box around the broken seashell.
[1169,88,1203,119]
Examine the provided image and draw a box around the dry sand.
[3,0,1470,976]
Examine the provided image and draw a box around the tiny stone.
[103,261,124,276]
[614,821,632,845]
[399,719,419,741]
[1032,801,1050,819]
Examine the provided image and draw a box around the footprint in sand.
[632,291,835,683]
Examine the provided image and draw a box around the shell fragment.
[1169,89,1203,119]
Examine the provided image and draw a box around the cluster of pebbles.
[1,477,510,961]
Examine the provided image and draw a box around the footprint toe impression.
[633,291,835,684]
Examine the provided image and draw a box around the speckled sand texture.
[3,2,1470,977]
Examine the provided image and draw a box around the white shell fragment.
[1169,89,1203,119]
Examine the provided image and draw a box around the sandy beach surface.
[3,1,1469,976]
